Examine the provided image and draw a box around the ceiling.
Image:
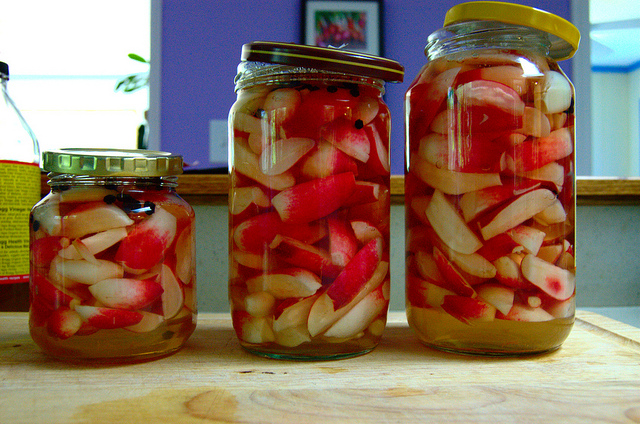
[590,0,640,70]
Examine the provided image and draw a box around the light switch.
[209,119,228,164]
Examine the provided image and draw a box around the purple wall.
[160,0,573,174]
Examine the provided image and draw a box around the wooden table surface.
[2,311,640,424]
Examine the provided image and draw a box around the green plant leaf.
[128,53,148,63]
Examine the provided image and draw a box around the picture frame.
[301,0,383,56]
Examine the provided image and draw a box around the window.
[0,0,150,154]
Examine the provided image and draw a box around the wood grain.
[40,173,640,205]
[1,311,639,423]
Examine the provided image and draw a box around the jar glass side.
[29,175,196,362]
[405,34,576,355]
[229,68,392,360]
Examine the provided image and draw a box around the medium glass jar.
[30,149,196,362]
[229,41,403,360]
[405,2,580,355]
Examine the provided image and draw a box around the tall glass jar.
[30,149,196,362]
[0,61,41,311]
[405,2,580,355]
[229,42,403,360]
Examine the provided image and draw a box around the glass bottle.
[404,2,580,355]
[229,41,403,359]
[30,149,196,362]
[0,61,41,311]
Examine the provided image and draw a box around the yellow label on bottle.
[0,160,41,284]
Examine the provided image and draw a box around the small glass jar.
[405,2,579,355]
[229,41,403,360]
[30,149,196,362]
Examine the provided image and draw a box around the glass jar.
[229,41,403,360]
[405,2,580,355]
[30,149,196,362]
[0,61,41,311]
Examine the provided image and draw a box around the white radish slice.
[324,280,388,339]
[53,258,123,285]
[273,294,318,333]
[234,137,296,191]
[230,186,270,215]
[244,291,275,318]
[274,325,311,348]
[426,190,483,255]
[521,254,575,301]
[175,224,195,285]
[246,268,322,299]
[125,311,165,333]
[159,264,184,319]
[542,71,572,114]
[62,203,134,239]
[259,137,315,176]
[412,155,501,195]
[58,227,128,260]
[32,194,62,236]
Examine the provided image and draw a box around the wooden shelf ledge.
[40,174,640,205]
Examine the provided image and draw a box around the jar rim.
[241,41,404,82]
[42,148,183,177]
[443,1,580,60]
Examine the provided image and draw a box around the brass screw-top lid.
[241,41,404,82]
[42,148,183,177]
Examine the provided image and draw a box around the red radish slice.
[321,118,371,163]
[327,215,359,267]
[441,295,496,324]
[272,172,356,224]
[307,260,388,337]
[88,278,164,310]
[46,307,83,339]
[431,246,476,297]
[269,235,342,279]
[115,207,177,274]
[506,128,573,173]
[74,305,143,329]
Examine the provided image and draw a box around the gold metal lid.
[42,148,183,177]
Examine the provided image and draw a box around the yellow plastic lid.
[444,1,580,60]
[43,149,183,177]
